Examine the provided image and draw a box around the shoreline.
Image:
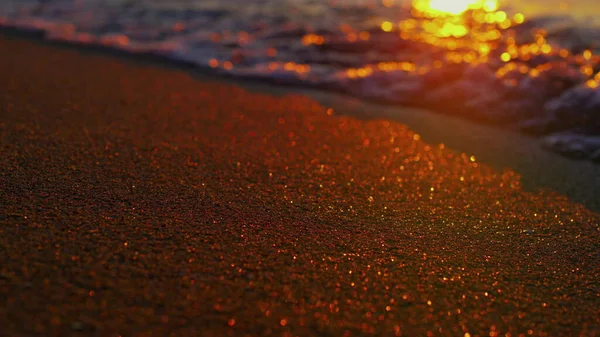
[3,1,600,164]
[1,27,598,212]
[0,32,598,336]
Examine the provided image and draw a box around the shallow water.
[1,0,600,159]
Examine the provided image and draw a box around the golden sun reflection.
[413,0,498,16]
[398,0,516,68]
[207,0,599,91]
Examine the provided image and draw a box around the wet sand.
[0,34,599,336]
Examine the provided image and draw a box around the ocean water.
[1,0,600,160]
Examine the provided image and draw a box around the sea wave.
[1,0,600,161]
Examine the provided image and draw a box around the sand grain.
[0,35,599,337]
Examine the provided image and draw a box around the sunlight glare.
[413,0,498,16]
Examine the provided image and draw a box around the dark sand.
[0,34,599,337]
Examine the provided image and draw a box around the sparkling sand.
[0,35,598,336]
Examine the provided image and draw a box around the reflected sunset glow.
[413,0,498,16]
[200,0,600,116]
[339,0,599,91]
[341,0,527,80]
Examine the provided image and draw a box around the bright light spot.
[413,0,498,16]
[530,69,540,78]
[541,44,552,54]
[499,19,512,29]
[482,0,498,12]
[501,52,511,62]
[495,11,507,22]
[381,21,393,32]
[586,79,598,88]
[479,44,491,55]
[451,24,468,37]
[514,13,525,24]
[582,66,594,76]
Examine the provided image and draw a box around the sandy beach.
[0,33,599,336]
